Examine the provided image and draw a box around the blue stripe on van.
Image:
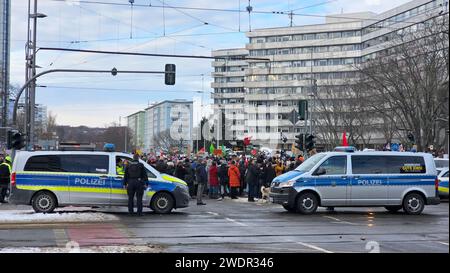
[293,175,436,187]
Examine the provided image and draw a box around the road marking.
[323,216,357,225]
[437,241,449,246]
[225,217,249,227]
[53,229,68,248]
[294,241,334,253]
[207,212,219,216]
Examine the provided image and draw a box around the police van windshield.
[295,153,327,173]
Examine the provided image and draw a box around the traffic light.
[295,134,304,151]
[305,134,316,151]
[165,64,176,85]
[298,100,308,121]
[7,130,25,150]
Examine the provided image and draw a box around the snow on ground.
[0,208,118,224]
[0,245,163,253]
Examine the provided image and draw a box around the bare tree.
[355,15,449,151]
[152,129,180,153]
[313,81,374,150]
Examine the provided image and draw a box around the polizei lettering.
[74,177,106,186]
[357,179,383,186]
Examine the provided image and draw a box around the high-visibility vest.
[0,162,11,174]
[116,165,125,175]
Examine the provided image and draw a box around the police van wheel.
[32,191,57,213]
[296,192,318,215]
[151,192,174,214]
[402,193,425,215]
[282,205,297,213]
[384,206,402,213]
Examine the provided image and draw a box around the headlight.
[279,180,296,188]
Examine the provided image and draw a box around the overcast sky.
[10,0,412,127]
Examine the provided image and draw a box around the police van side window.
[352,156,426,174]
[317,156,347,175]
[59,155,109,174]
[24,155,62,172]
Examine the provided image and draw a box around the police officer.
[116,158,125,176]
[123,154,148,216]
[0,156,12,203]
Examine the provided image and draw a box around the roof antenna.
[246,0,253,32]
[129,0,134,39]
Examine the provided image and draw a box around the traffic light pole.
[12,68,169,135]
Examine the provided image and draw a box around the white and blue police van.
[9,151,190,214]
[270,151,440,215]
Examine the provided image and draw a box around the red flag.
[342,131,348,146]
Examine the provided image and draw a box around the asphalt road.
[0,198,448,253]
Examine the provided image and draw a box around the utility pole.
[26,0,46,149]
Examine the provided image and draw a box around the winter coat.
[275,164,284,176]
[174,164,186,180]
[228,164,241,188]
[264,164,276,187]
[218,164,229,186]
[195,164,207,185]
[245,163,260,186]
[0,162,11,187]
[183,162,194,184]
[208,165,219,187]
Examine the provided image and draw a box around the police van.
[9,151,191,214]
[270,152,440,215]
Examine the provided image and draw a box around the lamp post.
[27,0,47,149]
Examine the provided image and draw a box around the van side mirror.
[314,167,326,176]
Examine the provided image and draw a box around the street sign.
[288,109,299,125]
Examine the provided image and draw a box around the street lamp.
[26,0,47,149]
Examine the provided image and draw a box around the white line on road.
[207,212,219,216]
[323,216,357,225]
[225,217,249,227]
[295,241,334,253]
[437,241,449,246]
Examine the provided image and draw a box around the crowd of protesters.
[139,153,305,205]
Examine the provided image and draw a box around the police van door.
[313,155,349,206]
[349,155,389,206]
[110,156,131,206]
[64,154,111,205]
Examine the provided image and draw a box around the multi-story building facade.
[143,100,193,152]
[127,111,146,150]
[0,0,10,127]
[212,0,448,150]
[211,48,248,144]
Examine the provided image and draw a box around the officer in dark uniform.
[123,154,148,216]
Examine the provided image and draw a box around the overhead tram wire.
[62,3,212,67]
[54,0,447,26]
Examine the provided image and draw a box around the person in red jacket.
[208,161,219,199]
[228,161,241,199]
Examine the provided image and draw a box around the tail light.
[435,178,439,194]
[11,172,16,187]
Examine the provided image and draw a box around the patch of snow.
[0,210,118,224]
[0,245,163,253]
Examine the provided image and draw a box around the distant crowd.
[141,153,306,203]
